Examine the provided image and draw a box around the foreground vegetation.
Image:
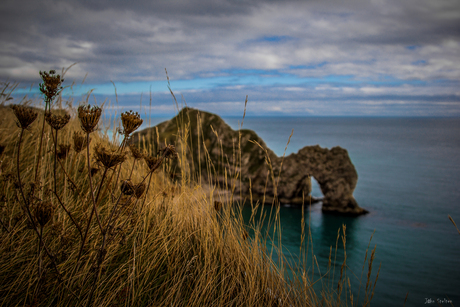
[0,71,379,306]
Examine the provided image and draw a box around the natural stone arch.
[134,107,368,216]
[271,145,367,215]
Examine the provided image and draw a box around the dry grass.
[0,72,379,306]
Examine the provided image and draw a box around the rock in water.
[133,107,368,216]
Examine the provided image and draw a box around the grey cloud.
[0,0,459,86]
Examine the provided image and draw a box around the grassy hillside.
[0,73,378,306]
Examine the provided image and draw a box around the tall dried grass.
[0,71,379,306]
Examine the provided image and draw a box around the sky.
[1,0,459,116]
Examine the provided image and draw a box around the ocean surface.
[220,116,460,307]
[115,115,460,306]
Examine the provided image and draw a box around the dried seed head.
[34,201,54,227]
[73,131,88,153]
[57,144,71,160]
[120,110,143,136]
[94,144,126,169]
[134,183,146,198]
[10,104,38,129]
[120,180,134,196]
[39,70,63,102]
[120,180,145,198]
[45,112,70,131]
[158,144,177,160]
[144,155,162,172]
[242,230,249,241]
[128,143,143,160]
[90,167,99,176]
[78,105,102,133]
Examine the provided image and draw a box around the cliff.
[133,107,368,216]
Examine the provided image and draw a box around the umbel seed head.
[120,180,135,196]
[39,70,64,102]
[159,144,177,160]
[128,142,143,160]
[120,110,143,136]
[134,183,146,198]
[57,144,71,160]
[45,112,70,131]
[94,144,126,169]
[120,181,145,198]
[78,105,102,133]
[90,167,99,176]
[144,155,162,172]
[34,201,54,227]
[73,131,88,153]
[39,70,63,103]
[10,104,38,129]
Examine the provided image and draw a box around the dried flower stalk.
[10,104,38,129]
[120,110,143,136]
[78,105,102,133]
[94,144,126,169]
[45,112,70,131]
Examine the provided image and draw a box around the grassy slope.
[0,103,320,307]
[0,90,378,306]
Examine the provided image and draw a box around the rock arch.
[245,144,367,215]
[134,107,368,216]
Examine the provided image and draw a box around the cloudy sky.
[1,0,459,116]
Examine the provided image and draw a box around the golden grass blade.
[448,215,460,235]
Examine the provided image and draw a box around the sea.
[221,116,460,307]
[114,115,460,306]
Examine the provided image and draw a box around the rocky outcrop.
[281,146,367,215]
[133,107,368,216]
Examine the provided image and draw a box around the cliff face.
[133,107,368,216]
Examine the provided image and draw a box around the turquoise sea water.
[219,116,460,307]
[115,115,460,306]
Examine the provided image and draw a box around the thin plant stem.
[16,127,70,293]
[111,136,128,201]
[448,215,460,235]
[104,192,124,234]
[50,189,83,240]
[129,159,136,179]
[86,231,108,307]
[105,159,161,248]
[16,129,28,208]
[106,197,140,247]
[94,167,109,204]
[56,156,84,203]
[0,218,10,233]
[85,132,103,233]
[139,169,154,213]
[34,103,50,184]
[77,133,104,261]
[38,226,43,277]
[50,130,82,200]
[54,129,58,196]
[107,160,155,233]
[46,128,84,239]
[87,137,131,307]
[99,166,118,205]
